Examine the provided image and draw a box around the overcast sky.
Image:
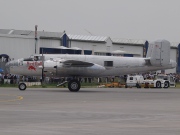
[1,0,180,42]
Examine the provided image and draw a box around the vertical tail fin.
[146,40,170,66]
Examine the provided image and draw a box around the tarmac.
[0,87,180,135]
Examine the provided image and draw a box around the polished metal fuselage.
[6,54,176,77]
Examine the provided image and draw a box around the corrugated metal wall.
[39,39,61,48]
[0,34,178,73]
[0,35,35,59]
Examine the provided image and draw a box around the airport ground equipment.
[125,75,144,88]
[140,74,174,88]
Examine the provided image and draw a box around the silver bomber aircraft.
[5,40,176,92]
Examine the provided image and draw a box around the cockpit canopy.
[24,55,44,61]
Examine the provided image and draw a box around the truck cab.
[126,75,144,88]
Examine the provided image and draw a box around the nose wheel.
[68,79,81,92]
[18,83,27,91]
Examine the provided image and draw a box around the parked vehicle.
[126,75,144,88]
[141,74,175,88]
[156,74,176,87]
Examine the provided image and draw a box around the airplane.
[5,39,176,92]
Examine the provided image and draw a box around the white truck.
[156,74,176,87]
[125,75,144,88]
[126,74,175,88]
[141,74,175,88]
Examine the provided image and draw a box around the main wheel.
[156,81,161,88]
[18,83,27,91]
[68,80,80,92]
[164,81,169,88]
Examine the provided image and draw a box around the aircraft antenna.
[41,49,44,84]
[84,29,93,35]
[35,25,38,54]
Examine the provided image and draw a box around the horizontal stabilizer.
[63,60,94,67]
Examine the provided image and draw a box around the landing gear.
[18,83,27,91]
[68,79,81,92]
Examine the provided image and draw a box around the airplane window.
[34,56,39,61]
[33,56,44,61]
[24,58,34,61]
[104,61,113,67]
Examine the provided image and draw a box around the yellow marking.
[18,96,23,100]
[0,95,23,102]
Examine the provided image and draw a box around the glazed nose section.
[5,59,19,73]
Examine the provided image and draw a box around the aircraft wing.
[62,60,94,67]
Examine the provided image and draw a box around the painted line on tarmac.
[0,94,23,102]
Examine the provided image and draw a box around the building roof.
[0,29,64,39]
[170,42,179,48]
[111,38,147,46]
[0,29,179,48]
[68,34,109,43]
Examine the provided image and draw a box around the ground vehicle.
[141,74,175,88]
[141,79,168,88]
[156,74,176,87]
[126,75,144,88]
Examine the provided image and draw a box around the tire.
[68,80,80,92]
[156,81,161,88]
[164,81,169,88]
[136,83,141,88]
[18,83,27,91]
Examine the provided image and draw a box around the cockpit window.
[24,58,34,61]
[24,56,44,61]
[34,56,43,61]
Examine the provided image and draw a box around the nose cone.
[5,60,18,73]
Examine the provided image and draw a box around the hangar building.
[0,29,179,74]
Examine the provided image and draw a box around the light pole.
[35,25,38,54]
